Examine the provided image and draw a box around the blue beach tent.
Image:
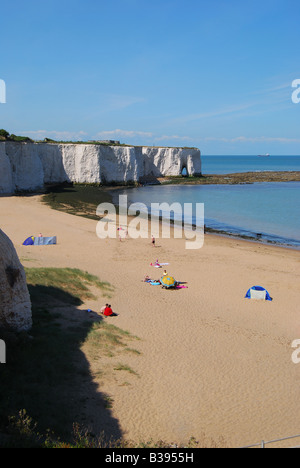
[23,236,57,246]
[245,285,272,301]
[23,236,35,246]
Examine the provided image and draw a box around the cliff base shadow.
[0,283,124,446]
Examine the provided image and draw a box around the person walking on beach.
[152,235,155,247]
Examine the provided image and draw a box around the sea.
[115,156,300,249]
[201,155,300,175]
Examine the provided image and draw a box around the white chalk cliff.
[0,142,201,193]
[0,229,32,331]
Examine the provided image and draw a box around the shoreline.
[108,181,300,251]
[38,177,300,251]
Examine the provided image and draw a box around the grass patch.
[25,267,114,303]
[124,347,141,355]
[84,321,140,359]
[113,363,139,376]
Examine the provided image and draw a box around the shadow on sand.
[0,284,124,446]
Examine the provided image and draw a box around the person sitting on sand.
[162,269,168,276]
[100,303,109,314]
[103,304,117,316]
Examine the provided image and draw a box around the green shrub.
[0,129,9,138]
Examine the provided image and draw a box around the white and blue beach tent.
[245,285,272,301]
[23,236,57,246]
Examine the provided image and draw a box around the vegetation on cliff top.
[0,129,198,149]
[0,129,33,143]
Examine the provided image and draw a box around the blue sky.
[1,0,300,154]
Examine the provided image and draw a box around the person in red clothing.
[103,304,117,316]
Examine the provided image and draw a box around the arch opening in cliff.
[181,166,188,177]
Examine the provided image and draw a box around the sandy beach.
[1,193,299,448]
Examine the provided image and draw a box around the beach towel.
[34,236,57,245]
[150,262,169,268]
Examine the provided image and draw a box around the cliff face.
[0,142,201,193]
[0,229,32,331]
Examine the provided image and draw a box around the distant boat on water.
[258,153,270,157]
